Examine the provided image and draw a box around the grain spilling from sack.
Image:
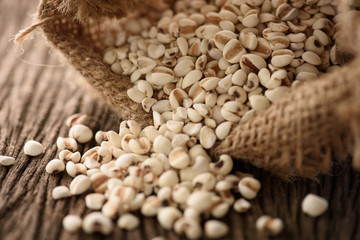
[43,0,354,238]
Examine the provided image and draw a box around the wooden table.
[1,0,360,239]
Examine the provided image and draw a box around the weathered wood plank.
[0,0,360,240]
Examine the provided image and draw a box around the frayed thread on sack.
[57,0,173,23]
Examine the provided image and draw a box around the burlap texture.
[17,0,157,127]
[16,0,360,178]
[213,58,360,178]
[57,0,170,23]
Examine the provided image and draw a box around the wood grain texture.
[0,0,359,240]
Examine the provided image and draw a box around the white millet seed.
[0,156,15,166]
[233,198,252,213]
[85,193,106,210]
[204,220,229,239]
[210,154,233,176]
[141,196,160,217]
[24,140,44,156]
[82,212,114,235]
[153,135,172,155]
[59,150,81,163]
[199,126,216,149]
[66,162,87,177]
[52,186,71,200]
[70,175,91,195]
[238,177,261,199]
[157,207,182,230]
[63,215,82,233]
[256,215,284,236]
[117,213,140,231]
[69,124,93,143]
[174,217,202,239]
[301,193,328,217]
[56,137,77,152]
[158,170,179,187]
[169,147,190,169]
[172,184,190,204]
[192,172,216,191]
[45,159,65,174]
[65,113,88,127]
[187,191,213,213]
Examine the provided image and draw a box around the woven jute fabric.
[17,0,360,178]
[213,58,360,178]
[24,0,159,127]
[56,0,170,23]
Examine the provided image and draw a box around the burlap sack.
[15,0,360,179]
